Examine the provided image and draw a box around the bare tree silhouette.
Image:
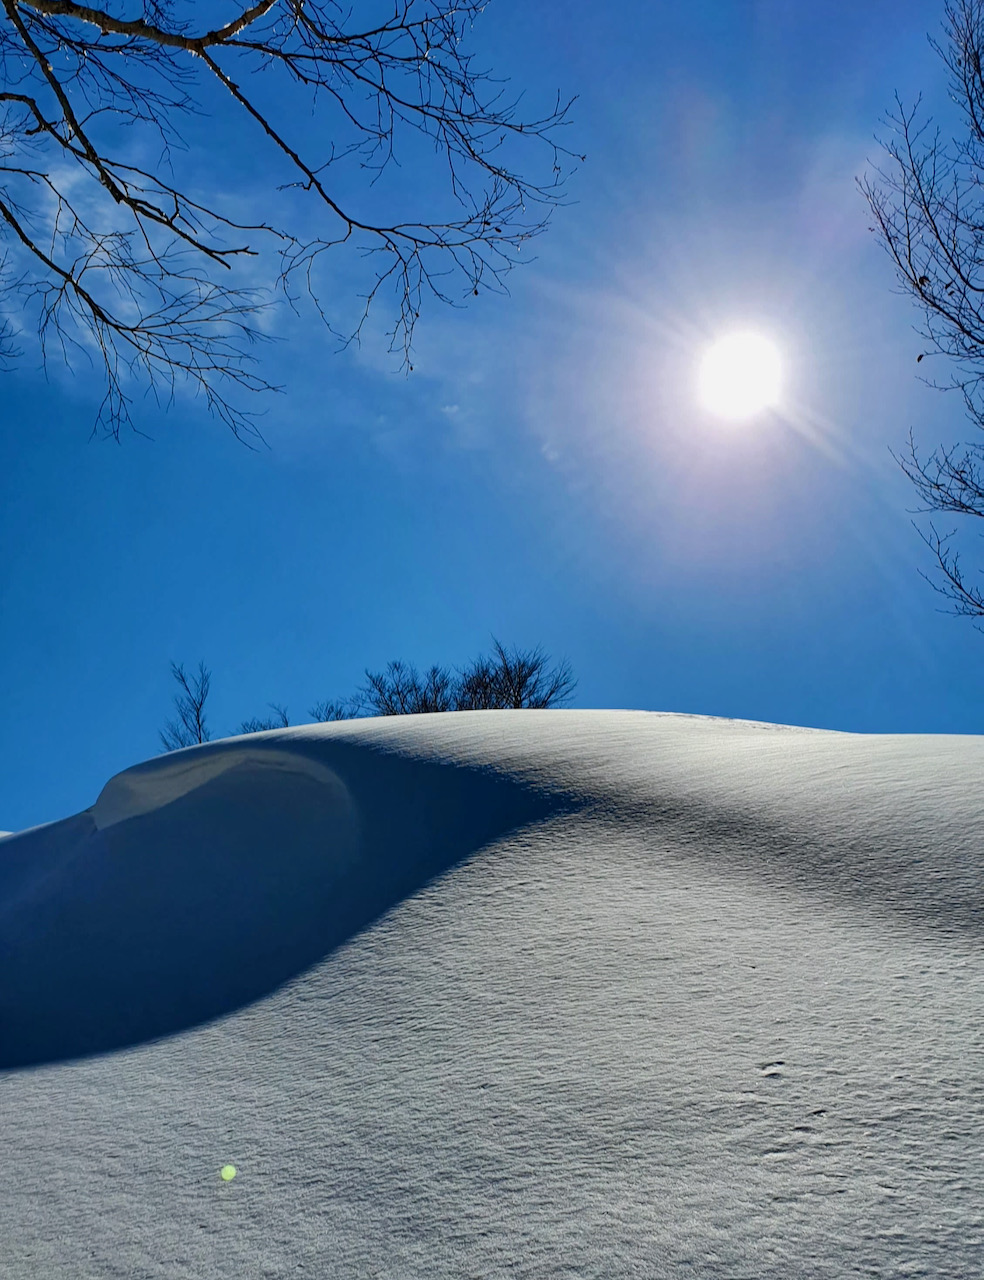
[862,0,984,620]
[159,660,212,750]
[160,641,576,752]
[0,1,579,438]
[239,703,290,734]
[308,696,364,723]
[359,659,457,714]
[309,639,577,719]
[456,638,576,709]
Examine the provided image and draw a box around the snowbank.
[1,711,981,1278]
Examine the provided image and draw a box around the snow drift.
[0,726,561,1068]
[1,711,981,1278]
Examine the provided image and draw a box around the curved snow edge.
[92,742,350,831]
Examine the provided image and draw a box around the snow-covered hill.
[1,711,981,1277]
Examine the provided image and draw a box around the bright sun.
[698,333,781,420]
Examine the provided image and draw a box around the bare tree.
[360,659,456,714]
[162,640,576,746]
[861,0,984,620]
[239,702,289,733]
[160,660,212,750]
[0,1,578,439]
[309,695,363,722]
[337,639,576,716]
[457,637,576,709]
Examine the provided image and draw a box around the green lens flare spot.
[220,1165,237,1181]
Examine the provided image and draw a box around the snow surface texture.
[1,709,981,1278]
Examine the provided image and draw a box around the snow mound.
[1,711,981,1278]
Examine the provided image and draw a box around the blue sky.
[2,0,982,831]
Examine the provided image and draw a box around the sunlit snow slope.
[1,711,981,1278]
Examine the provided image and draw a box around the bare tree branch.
[910,518,984,616]
[0,0,579,438]
[21,1,281,49]
[863,0,984,620]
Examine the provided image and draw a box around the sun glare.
[698,333,782,421]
